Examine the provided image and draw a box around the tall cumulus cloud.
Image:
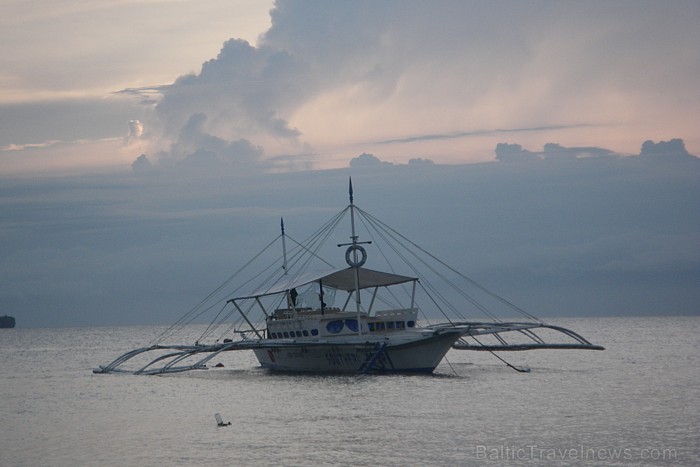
[133,0,700,172]
[143,38,308,172]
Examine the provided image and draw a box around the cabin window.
[396,321,405,329]
[295,331,302,337]
[311,329,319,336]
[302,330,309,336]
[368,323,375,332]
[407,321,415,328]
[344,319,359,332]
[326,320,344,334]
[283,331,290,338]
[387,321,395,329]
[376,322,385,331]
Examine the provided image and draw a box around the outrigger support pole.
[228,299,263,339]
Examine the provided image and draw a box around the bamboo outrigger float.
[95,179,602,375]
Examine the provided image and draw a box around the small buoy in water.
[214,362,225,368]
[215,413,231,427]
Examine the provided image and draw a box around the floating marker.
[215,413,231,427]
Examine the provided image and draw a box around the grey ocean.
[1,317,698,466]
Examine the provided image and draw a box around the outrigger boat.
[95,179,603,375]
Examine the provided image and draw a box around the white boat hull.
[252,330,462,373]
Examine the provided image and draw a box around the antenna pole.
[349,178,358,245]
[281,217,294,313]
[281,218,288,275]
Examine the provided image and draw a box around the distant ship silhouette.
[0,315,15,328]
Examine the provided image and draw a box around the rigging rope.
[149,234,282,346]
[189,207,349,343]
[468,334,531,373]
[150,201,541,348]
[357,208,501,322]
[356,207,541,323]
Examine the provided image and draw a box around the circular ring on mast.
[345,245,367,268]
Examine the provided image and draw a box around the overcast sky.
[2,141,698,327]
[0,1,698,327]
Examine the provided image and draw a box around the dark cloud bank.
[2,139,698,327]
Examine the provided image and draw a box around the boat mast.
[349,178,362,336]
[338,178,371,334]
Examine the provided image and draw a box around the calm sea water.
[1,317,698,466]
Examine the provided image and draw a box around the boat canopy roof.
[242,267,417,299]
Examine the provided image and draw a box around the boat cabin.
[232,266,420,340]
